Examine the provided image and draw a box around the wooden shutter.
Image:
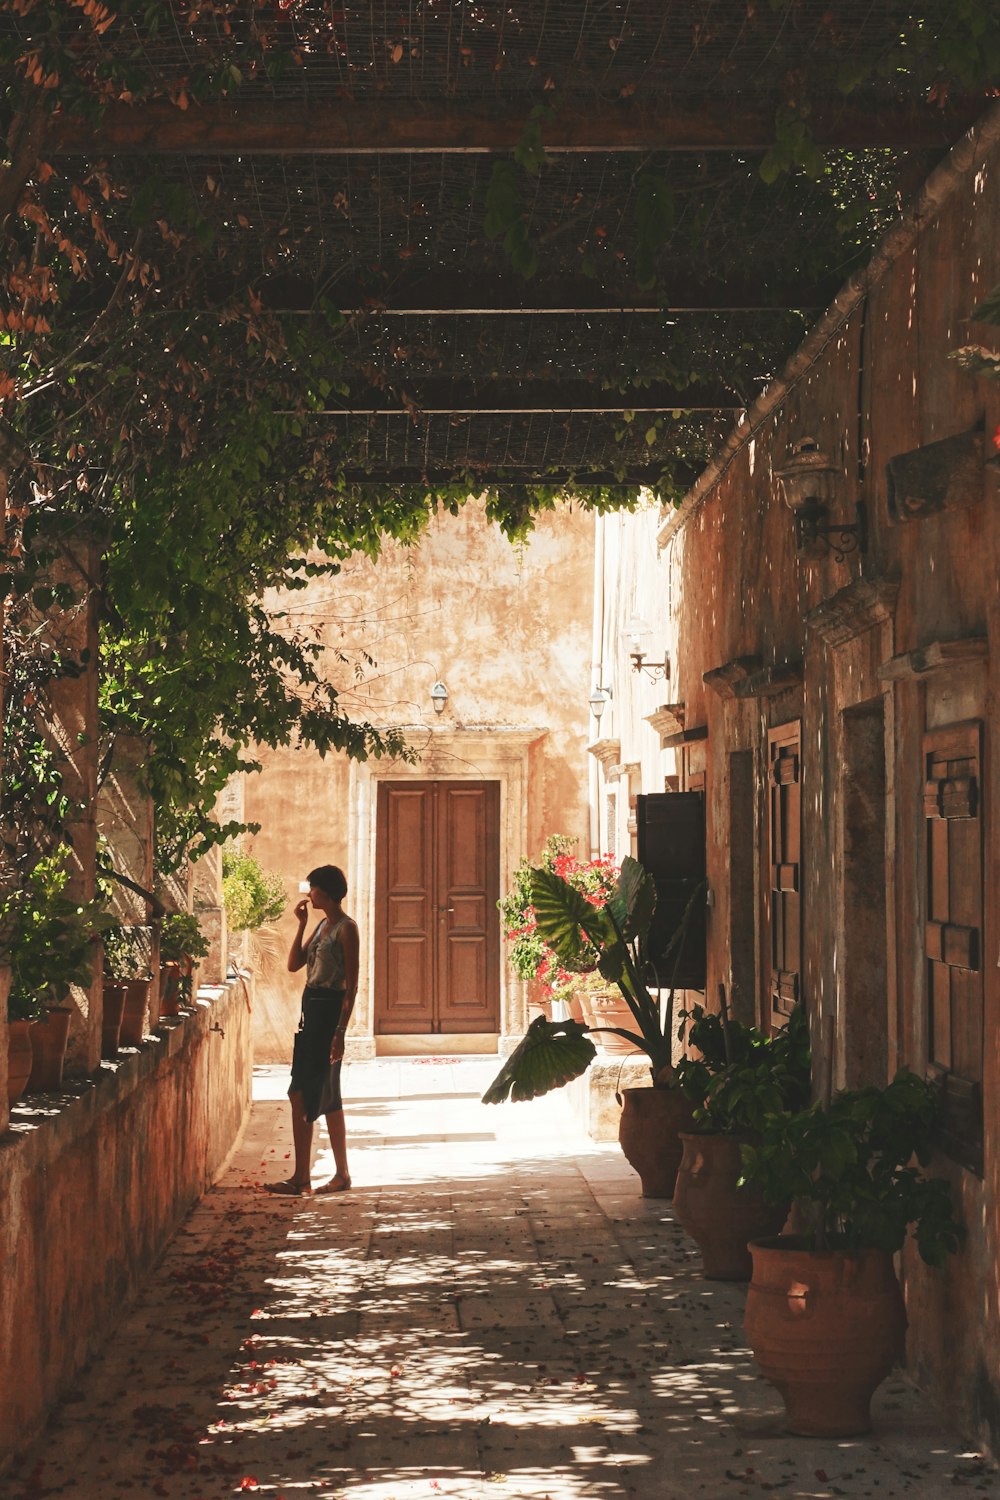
[767,722,801,1031]
[635,791,706,990]
[924,721,983,1173]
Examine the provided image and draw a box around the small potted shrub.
[103,925,152,1049]
[484,855,705,1198]
[673,1004,811,1279]
[740,1070,963,1437]
[159,912,210,1015]
[0,848,101,1097]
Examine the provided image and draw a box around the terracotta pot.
[578,984,642,1055]
[7,1019,34,1105]
[120,978,150,1047]
[28,1005,72,1091]
[673,1132,789,1280]
[101,982,127,1058]
[566,990,586,1025]
[618,1086,695,1198]
[744,1237,907,1436]
[158,962,182,1018]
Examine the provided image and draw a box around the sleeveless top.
[305,917,348,989]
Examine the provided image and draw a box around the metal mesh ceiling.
[1,2,986,489]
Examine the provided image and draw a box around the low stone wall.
[565,1052,652,1141]
[0,980,252,1465]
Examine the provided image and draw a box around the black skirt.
[288,985,345,1121]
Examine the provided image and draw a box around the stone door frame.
[347,725,547,1057]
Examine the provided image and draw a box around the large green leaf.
[608,856,657,943]
[528,866,610,964]
[481,1017,597,1104]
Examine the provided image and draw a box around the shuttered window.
[635,791,707,991]
[767,722,801,1032]
[923,720,983,1174]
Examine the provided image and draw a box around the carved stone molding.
[661,724,709,750]
[703,656,762,698]
[704,655,802,700]
[805,577,900,647]
[608,758,641,784]
[587,737,622,771]
[644,703,686,737]
[879,636,989,683]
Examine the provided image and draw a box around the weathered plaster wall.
[0,983,251,1464]
[244,499,596,1059]
[612,137,1000,1443]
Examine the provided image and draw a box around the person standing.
[265,864,359,1195]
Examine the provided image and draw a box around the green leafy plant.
[484,855,703,1103]
[740,1071,964,1267]
[160,912,210,965]
[102,924,150,982]
[686,1005,813,1137]
[0,847,102,1020]
[222,849,286,935]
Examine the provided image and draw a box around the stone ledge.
[564,1053,653,1142]
[0,979,251,1463]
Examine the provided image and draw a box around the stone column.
[192,844,227,986]
[1,469,8,1121]
[95,730,156,1021]
[42,534,102,1075]
[0,965,9,1135]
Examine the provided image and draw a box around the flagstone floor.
[8,1058,1000,1500]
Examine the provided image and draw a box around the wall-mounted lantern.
[774,437,866,562]
[430,680,449,714]
[589,684,612,722]
[626,616,670,682]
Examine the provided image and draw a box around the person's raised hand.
[294,897,310,922]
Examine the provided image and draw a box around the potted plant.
[484,854,704,1198]
[673,1003,812,1280]
[159,912,210,1015]
[498,836,617,1025]
[102,924,153,1049]
[0,848,101,1098]
[740,1070,963,1437]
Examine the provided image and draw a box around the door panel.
[376,780,500,1034]
[377,785,435,1031]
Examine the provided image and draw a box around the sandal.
[315,1174,352,1194]
[264,1178,312,1196]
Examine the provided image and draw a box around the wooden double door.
[374,780,501,1034]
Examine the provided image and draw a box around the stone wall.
[602,129,1000,1445]
[0,980,251,1464]
[244,499,596,1061]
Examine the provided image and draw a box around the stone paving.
[8,1058,1000,1500]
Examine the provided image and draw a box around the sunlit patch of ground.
[8,1060,999,1500]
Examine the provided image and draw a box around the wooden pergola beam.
[334,467,686,488]
[232,271,826,315]
[304,380,741,414]
[46,97,983,156]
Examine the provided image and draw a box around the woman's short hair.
[307,864,348,900]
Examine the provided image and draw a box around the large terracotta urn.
[7,1019,34,1104]
[578,983,641,1055]
[744,1237,907,1436]
[28,1006,72,1091]
[618,1086,695,1198]
[673,1132,789,1279]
